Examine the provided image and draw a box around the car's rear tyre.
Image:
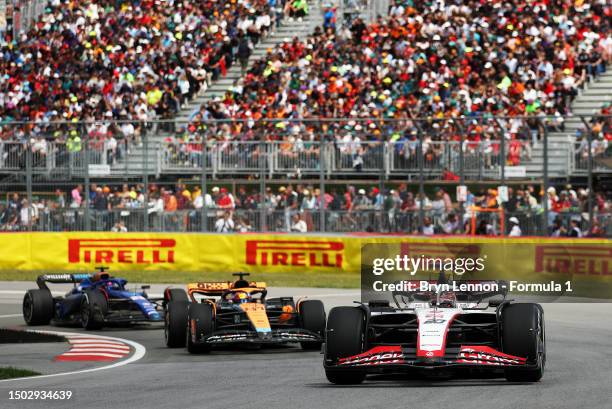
[165,301,189,348]
[164,288,189,304]
[324,306,366,384]
[23,289,54,326]
[502,303,545,382]
[299,300,326,350]
[187,303,214,354]
[81,290,107,330]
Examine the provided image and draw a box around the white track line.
[0,330,146,383]
[69,340,128,345]
[68,345,130,349]
[0,314,22,318]
[68,348,130,353]
[61,352,127,358]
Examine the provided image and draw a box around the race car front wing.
[325,345,533,371]
[198,328,322,345]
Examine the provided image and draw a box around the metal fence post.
[25,141,33,232]
[201,135,208,232]
[456,119,466,224]
[541,119,549,236]
[143,129,149,232]
[83,125,91,231]
[319,140,325,232]
[579,115,594,234]
[494,118,507,185]
[417,127,424,232]
[260,141,267,232]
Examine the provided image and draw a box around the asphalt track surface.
[0,282,611,409]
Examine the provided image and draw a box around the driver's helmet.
[436,291,456,308]
[232,291,251,304]
[105,281,121,290]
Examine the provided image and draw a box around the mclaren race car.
[23,267,163,330]
[324,279,545,384]
[164,273,326,353]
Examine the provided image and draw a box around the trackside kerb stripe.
[54,334,132,362]
[0,330,146,384]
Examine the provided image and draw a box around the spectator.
[19,199,38,228]
[71,185,83,208]
[442,213,460,235]
[567,218,583,238]
[111,221,128,233]
[508,217,522,237]
[422,216,434,236]
[291,213,308,232]
[215,211,235,233]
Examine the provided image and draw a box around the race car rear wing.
[36,273,91,290]
[187,281,267,297]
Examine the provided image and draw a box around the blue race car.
[23,267,163,330]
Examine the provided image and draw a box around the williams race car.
[324,279,545,384]
[164,273,326,353]
[23,267,163,330]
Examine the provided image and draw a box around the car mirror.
[141,285,151,290]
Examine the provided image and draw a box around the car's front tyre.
[324,306,366,385]
[81,290,107,330]
[502,303,545,382]
[165,300,189,348]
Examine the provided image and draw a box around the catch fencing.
[0,116,609,236]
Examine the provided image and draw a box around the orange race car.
[162,273,326,353]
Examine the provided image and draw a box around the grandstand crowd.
[172,0,612,153]
[0,0,610,236]
[0,0,296,144]
[1,182,609,237]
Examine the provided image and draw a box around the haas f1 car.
[23,268,163,330]
[164,273,326,353]
[324,280,545,384]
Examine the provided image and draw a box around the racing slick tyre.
[299,300,326,350]
[164,288,189,304]
[23,289,54,326]
[502,303,545,382]
[165,300,189,348]
[186,303,214,354]
[324,306,366,385]
[81,290,108,330]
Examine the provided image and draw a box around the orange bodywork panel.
[239,303,271,333]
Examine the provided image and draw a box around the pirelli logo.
[245,240,343,267]
[535,245,611,275]
[68,239,176,264]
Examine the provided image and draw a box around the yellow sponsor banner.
[0,233,610,283]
